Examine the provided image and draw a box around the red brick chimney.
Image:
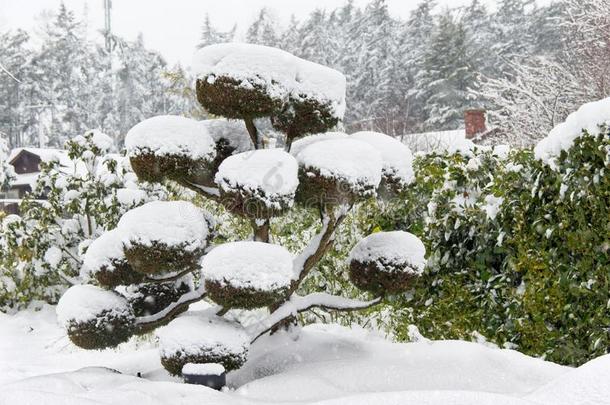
[464,109,486,139]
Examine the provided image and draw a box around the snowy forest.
[1,0,608,149]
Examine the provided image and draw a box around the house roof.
[399,128,475,154]
[8,147,87,189]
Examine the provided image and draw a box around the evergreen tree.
[28,3,96,146]
[0,30,31,147]
[197,14,235,49]
[246,8,279,46]
[419,11,478,130]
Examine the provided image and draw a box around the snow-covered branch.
[143,267,196,284]
[291,204,351,290]
[179,180,220,201]
[0,61,21,83]
[248,292,382,341]
[134,284,207,331]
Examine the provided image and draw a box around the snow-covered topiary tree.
[56,43,425,377]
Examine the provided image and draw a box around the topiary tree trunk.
[56,43,426,378]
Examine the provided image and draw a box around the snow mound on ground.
[215,149,298,206]
[350,131,415,187]
[56,285,130,326]
[313,391,537,405]
[1,367,232,405]
[526,353,610,405]
[118,201,209,251]
[534,97,610,165]
[349,231,426,274]
[156,314,249,358]
[201,118,254,153]
[193,43,346,118]
[82,228,126,274]
[297,139,382,191]
[201,241,294,290]
[0,307,575,405]
[290,132,348,157]
[125,115,216,161]
[232,324,567,402]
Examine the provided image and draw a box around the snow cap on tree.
[157,314,250,376]
[117,201,210,275]
[193,43,346,141]
[82,228,144,288]
[348,231,426,295]
[215,149,299,218]
[350,131,415,196]
[296,138,382,206]
[56,285,135,349]
[201,241,294,309]
[125,115,216,184]
[289,131,348,157]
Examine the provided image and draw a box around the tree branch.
[290,204,351,292]
[143,267,195,284]
[251,218,270,242]
[0,62,21,83]
[244,117,261,149]
[248,293,383,342]
[178,180,220,201]
[134,284,207,332]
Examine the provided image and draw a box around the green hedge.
[377,129,609,366]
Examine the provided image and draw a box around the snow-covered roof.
[8,147,69,165]
[400,129,474,154]
[8,147,87,188]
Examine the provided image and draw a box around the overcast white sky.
[0,0,549,66]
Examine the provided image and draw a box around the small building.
[401,109,491,154]
[0,148,73,214]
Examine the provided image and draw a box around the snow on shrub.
[534,96,610,167]
[350,131,415,195]
[289,132,348,157]
[201,241,294,309]
[157,314,250,375]
[57,284,135,349]
[82,228,144,288]
[53,43,420,378]
[193,43,346,143]
[215,149,298,218]
[363,112,609,366]
[125,115,216,184]
[0,130,167,310]
[118,201,210,275]
[349,231,425,295]
[296,138,382,205]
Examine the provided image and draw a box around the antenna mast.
[103,0,112,53]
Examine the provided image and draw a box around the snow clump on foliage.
[193,43,346,118]
[534,96,610,165]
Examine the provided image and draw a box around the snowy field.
[1,303,609,405]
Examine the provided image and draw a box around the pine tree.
[0,29,31,147]
[419,10,478,130]
[29,3,96,146]
[246,8,279,46]
[197,14,235,49]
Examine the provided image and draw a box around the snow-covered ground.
[1,303,609,405]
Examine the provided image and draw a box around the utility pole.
[104,0,112,54]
